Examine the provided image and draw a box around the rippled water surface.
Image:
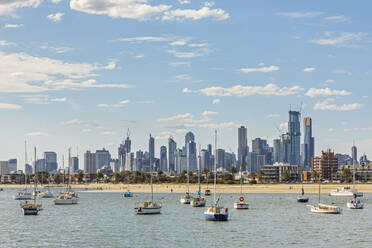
[1,188,371,247]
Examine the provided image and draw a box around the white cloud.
[278,11,324,18]
[0,40,16,46]
[25,131,48,137]
[279,122,288,131]
[47,12,65,22]
[51,0,63,3]
[314,98,363,111]
[70,0,172,20]
[168,48,211,58]
[0,102,22,110]
[212,98,221,104]
[267,114,280,118]
[192,84,304,97]
[170,40,188,46]
[169,61,191,67]
[188,43,208,47]
[0,51,132,93]
[0,0,41,16]
[310,32,367,47]
[202,111,218,116]
[174,74,191,81]
[238,65,279,74]
[119,99,130,104]
[178,0,191,4]
[305,88,351,98]
[162,3,229,21]
[62,119,101,127]
[325,79,334,84]
[328,128,335,132]
[50,97,67,102]
[4,23,23,28]
[115,36,171,43]
[333,69,351,75]
[135,54,144,58]
[98,103,109,108]
[303,67,316,72]
[325,15,348,23]
[40,44,73,54]
[102,131,114,135]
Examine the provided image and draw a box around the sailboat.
[134,134,162,214]
[204,130,228,221]
[180,156,192,204]
[123,182,133,198]
[54,148,79,205]
[20,147,42,215]
[234,163,249,209]
[40,186,54,198]
[347,164,363,209]
[191,147,206,207]
[14,141,32,201]
[204,170,211,196]
[307,177,341,214]
[297,177,309,203]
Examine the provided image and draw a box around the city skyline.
[0,0,371,162]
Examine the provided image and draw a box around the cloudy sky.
[0,0,371,166]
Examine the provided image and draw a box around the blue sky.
[0,0,371,166]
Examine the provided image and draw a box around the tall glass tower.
[302,117,314,171]
[288,110,301,165]
[238,126,248,170]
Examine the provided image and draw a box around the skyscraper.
[44,151,57,172]
[216,149,225,170]
[70,156,79,172]
[118,130,131,171]
[302,117,314,171]
[149,134,155,168]
[95,148,111,170]
[187,140,197,171]
[238,126,248,171]
[168,137,176,172]
[352,145,358,165]
[273,139,282,163]
[7,159,17,173]
[84,150,96,173]
[160,146,167,172]
[288,110,301,165]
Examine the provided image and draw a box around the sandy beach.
[3,183,372,194]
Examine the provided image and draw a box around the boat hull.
[297,196,309,203]
[14,195,32,200]
[308,204,342,214]
[234,202,249,209]
[123,193,133,198]
[190,199,206,207]
[180,197,191,204]
[54,198,78,205]
[347,201,364,209]
[204,213,228,221]
[135,207,162,215]
[330,188,363,197]
[22,207,39,215]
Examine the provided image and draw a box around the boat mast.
[34,147,37,202]
[214,130,217,207]
[24,140,27,188]
[62,155,65,186]
[68,148,71,192]
[240,162,243,196]
[318,176,320,205]
[187,143,189,194]
[150,134,153,203]
[198,144,201,197]
[353,163,356,189]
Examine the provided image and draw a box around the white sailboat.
[347,164,364,209]
[20,147,42,215]
[297,177,309,203]
[204,130,228,221]
[308,178,341,214]
[14,141,32,201]
[191,146,206,207]
[54,148,79,205]
[135,134,162,215]
[234,163,248,210]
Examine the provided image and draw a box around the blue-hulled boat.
[124,190,133,198]
[204,130,228,221]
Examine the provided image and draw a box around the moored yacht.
[308,177,341,214]
[330,186,363,197]
[234,164,248,210]
[191,160,206,207]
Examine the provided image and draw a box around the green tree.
[341,167,352,183]
[257,170,264,183]
[229,166,237,174]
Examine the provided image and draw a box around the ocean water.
[0,188,371,248]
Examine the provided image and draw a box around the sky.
[0,0,371,167]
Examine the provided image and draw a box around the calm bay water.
[1,188,371,247]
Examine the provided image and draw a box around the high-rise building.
[160,146,167,172]
[185,131,195,149]
[168,137,176,172]
[288,110,301,165]
[273,139,282,163]
[302,117,315,171]
[187,141,197,171]
[200,149,209,171]
[95,148,111,170]
[281,134,291,163]
[246,152,258,173]
[311,149,338,180]
[110,159,120,173]
[149,134,155,168]
[35,159,46,172]
[175,148,187,173]
[125,152,134,171]
[84,151,96,173]
[71,156,79,172]
[118,131,131,171]
[216,149,225,170]
[0,161,9,175]
[7,159,17,173]
[352,145,358,165]
[44,151,57,172]
[238,126,248,171]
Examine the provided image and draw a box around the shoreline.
[2,183,372,194]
